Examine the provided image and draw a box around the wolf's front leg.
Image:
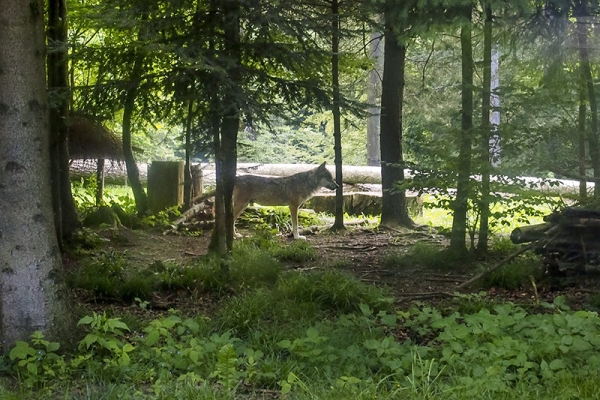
[289,206,306,240]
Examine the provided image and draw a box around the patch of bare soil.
[74,224,600,315]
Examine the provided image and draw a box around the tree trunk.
[331,0,345,231]
[48,0,79,244]
[450,11,474,253]
[574,2,600,197]
[0,0,73,349]
[379,17,414,229]
[96,158,105,205]
[184,96,194,210]
[367,31,383,167]
[122,51,149,215]
[477,4,493,253]
[209,0,241,254]
[578,65,587,200]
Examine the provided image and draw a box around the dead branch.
[396,291,456,300]
[456,243,536,290]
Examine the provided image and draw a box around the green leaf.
[280,380,291,395]
[572,337,592,352]
[27,363,38,375]
[359,303,372,316]
[9,342,35,360]
[46,342,60,353]
[549,359,566,371]
[306,327,319,339]
[278,340,292,349]
[380,313,397,327]
[190,350,199,363]
[450,341,464,354]
[145,330,160,346]
[77,315,94,326]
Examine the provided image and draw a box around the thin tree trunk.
[331,0,345,231]
[96,158,105,205]
[122,50,149,215]
[574,2,600,197]
[209,0,240,254]
[184,96,194,209]
[477,4,493,253]
[379,16,414,229]
[48,0,78,244]
[450,11,474,253]
[367,31,383,167]
[0,0,73,349]
[578,67,587,200]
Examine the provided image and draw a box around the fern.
[213,343,238,391]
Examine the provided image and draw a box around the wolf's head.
[317,162,338,190]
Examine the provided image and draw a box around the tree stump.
[147,161,184,213]
[191,164,204,198]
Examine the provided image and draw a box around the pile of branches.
[511,208,600,275]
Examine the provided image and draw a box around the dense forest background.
[66,0,599,178]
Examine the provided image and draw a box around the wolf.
[194,162,338,239]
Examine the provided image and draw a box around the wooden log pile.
[511,208,600,275]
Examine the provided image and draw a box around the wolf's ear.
[319,162,326,169]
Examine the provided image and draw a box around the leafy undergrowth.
[3,235,600,399]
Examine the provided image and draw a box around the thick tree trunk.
[48,0,78,244]
[450,12,474,253]
[477,4,493,253]
[0,0,73,349]
[379,20,414,229]
[331,0,345,231]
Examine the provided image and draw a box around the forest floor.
[66,221,600,319]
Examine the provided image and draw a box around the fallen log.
[510,223,551,244]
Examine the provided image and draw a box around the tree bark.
[209,0,240,254]
[184,96,194,210]
[379,17,414,229]
[574,3,599,194]
[574,1,600,197]
[477,4,493,253]
[367,31,383,167]
[122,53,149,215]
[48,0,79,244]
[331,0,345,232]
[450,12,474,253]
[0,0,73,349]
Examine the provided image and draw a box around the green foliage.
[142,206,182,231]
[401,169,564,248]
[270,239,318,263]
[7,293,600,399]
[77,312,134,367]
[237,206,322,238]
[67,250,129,299]
[383,242,469,271]
[9,332,66,389]
[480,254,544,290]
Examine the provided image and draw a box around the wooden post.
[96,158,105,206]
[147,161,184,213]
